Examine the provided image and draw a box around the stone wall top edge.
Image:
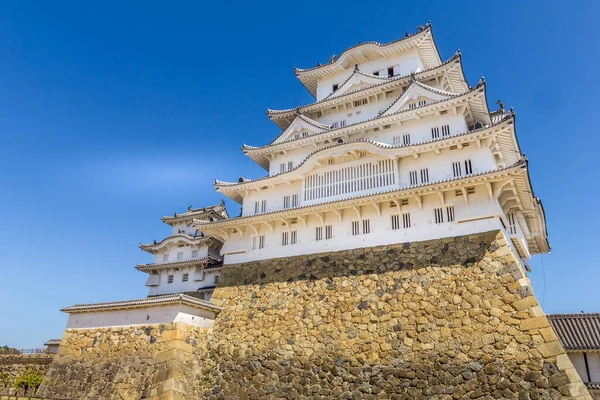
[223,229,504,269]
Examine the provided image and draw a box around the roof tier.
[295,22,442,97]
[548,313,600,351]
[161,201,229,225]
[139,234,222,254]
[241,80,490,170]
[135,257,221,273]
[267,51,467,131]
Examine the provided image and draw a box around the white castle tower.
[197,22,549,267]
[137,202,228,301]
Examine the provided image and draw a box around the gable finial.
[410,72,416,83]
[295,107,301,115]
[456,49,461,57]
[509,107,515,115]
[354,63,359,72]
[405,32,410,38]
[496,99,505,112]
[417,24,426,32]
[479,76,486,85]
[329,54,336,63]
[187,205,192,212]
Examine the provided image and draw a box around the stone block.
[537,341,565,358]
[513,296,538,311]
[520,316,550,331]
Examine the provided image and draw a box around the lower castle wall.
[0,355,53,397]
[202,230,591,399]
[36,324,211,400]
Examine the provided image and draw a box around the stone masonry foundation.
[36,230,592,399]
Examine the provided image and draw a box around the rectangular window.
[254,201,259,214]
[280,163,285,173]
[418,100,427,107]
[258,235,265,249]
[340,120,346,128]
[441,124,450,136]
[446,206,455,222]
[167,275,174,284]
[464,159,473,175]
[182,273,189,282]
[403,212,411,228]
[434,208,444,224]
[325,225,333,240]
[283,195,291,209]
[281,231,289,246]
[291,230,298,245]
[332,84,338,92]
[373,71,380,76]
[393,136,402,145]
[507,213,517,234]
[409,170,418,185]
[291,194,299,207]
[420,168,429,183]
[214,275,219,284]
[177,252,183,260]
[331,122,339,129]
[315,226,323,241]
[192,250,198,258]
[352,98,368,107]
[288,161,293,171]
[452,161,462,177]
[358,150,367,158]
[351,221,360,236]
[431,127,440,139]
[163,254,169,262]
[408,102,417,110]
[391,214,401,230]
[403,134,410,145]
[387,67,394,77]
[252,236,257,250]
[261,200,267,213]
[362,219,371,234]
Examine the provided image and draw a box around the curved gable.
[271,115,330,145]
[381,81,457,117]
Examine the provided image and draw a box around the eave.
[139,234,222,254]
[135,257,220,273]
[267,52,467,131]
[61,293,222,314]
[160,202,229,225]
[294,23,442,97]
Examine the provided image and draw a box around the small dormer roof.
[161,202,229,225]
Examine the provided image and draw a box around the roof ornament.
[153,240,157,245]
[496,99,505,112]
[174,212,177,217]
[405,32,410,38]
[426,21,432,28]
[417,24,426,32]
[187,205,192,212]
[295,107,301,115]
[410,72,417,83]
[329,54,336,63]
[354,63,359,72]
[456,49,461,56]
[509,107,515,115]
[316,62,322,67]
[220,199,225,206]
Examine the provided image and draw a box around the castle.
[29,23,594,399]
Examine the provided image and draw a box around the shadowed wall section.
[202,230,591,399]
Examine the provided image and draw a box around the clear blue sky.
[0,1,598,348]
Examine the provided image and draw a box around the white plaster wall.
[242,181,303,216]
[170,222,202,236]
[151,242,211,264]
[222,192,514,264]
[315,50,423,100]
[65,304,216,329]
[147,268,220,296]
[588,352,600,383]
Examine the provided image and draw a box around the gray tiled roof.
[586,382,600,391]
[62,293,222,313]
[548,313,600,351]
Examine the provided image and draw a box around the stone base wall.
[0,355,53,396]
[36,323,211,400]
[203,230,591,399]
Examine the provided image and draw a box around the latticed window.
[420,168,429,183]
[182,273,189,282]
[167,275,174,284]
[391,214,401,230]
[446,206,455,222]
[403,134,410,145]
[351,221,360,236]
[315,226,323,241]
[304,159,396,202]
[441,124,450,136]
[434,208,444,224]
[362,219,371,234]
[403,213,411,228]
[281,231,289,246]
[507,213,517,234]
[325,225,333,240]
[290,230,297,245]
[431,127,440,139]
